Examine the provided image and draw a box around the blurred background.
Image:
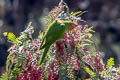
[0,0,120,76]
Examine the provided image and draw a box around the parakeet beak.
[69,23,78,30]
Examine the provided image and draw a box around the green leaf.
[91,52,96,56]
[70,11,82,16]
[7,32,16,41]
[28,21,32,27]
[85,67,95,78]
[87,27,95,33]
[3,32,18,44]
[106,58,114,69]
[38,31,44,39]
[85,39,93,43]
[100,70,106,76]
[0,72,8,80]
[117,67,120,74]
[87,33,93,38]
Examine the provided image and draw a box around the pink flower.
[71,55,79,70]
[17,65,42,80]
[63,33,75,50]
[47,73,59,80]
[26,51,32,59]
[32,41,40,50]
[83,54,105,72]
[47,74,53,80]
[74,25,82,42]
[55,41,66,62]
[17,71,27,80]
[115,75,120,80]
[93,54,105,72]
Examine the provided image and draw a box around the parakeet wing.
[40,20,66,49]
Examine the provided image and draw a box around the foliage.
[0,72,8,80]
[85,67,96,79]
[106,58,114,69]
[1,0,120,80]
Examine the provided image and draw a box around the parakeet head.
[57,20,78,31]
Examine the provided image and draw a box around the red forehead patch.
[69,24,78,30]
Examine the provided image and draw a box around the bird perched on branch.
[39,19,77,65]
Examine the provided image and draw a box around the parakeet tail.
[39,46,50,65]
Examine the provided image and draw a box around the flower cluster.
[93,54,105,72]
[17,64,42,80]
[83,53,105,72]
[46,60,59,80]
[46,0,68,25]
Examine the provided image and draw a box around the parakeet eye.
[60,23,65,26]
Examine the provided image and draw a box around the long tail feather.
[39,46,50,65]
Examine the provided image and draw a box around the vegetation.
[1,1,120,80]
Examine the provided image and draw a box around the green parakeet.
[39,20,77,65]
